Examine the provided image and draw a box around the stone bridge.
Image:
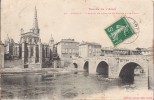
[72,55,153,83]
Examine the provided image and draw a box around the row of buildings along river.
[1,8,152,70]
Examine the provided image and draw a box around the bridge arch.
[119,62,144,83]
[73,63,78,68]
[83,61,89,72]
[96,61,108,77]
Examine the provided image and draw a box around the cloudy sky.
[1,0,153,49]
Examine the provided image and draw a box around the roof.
[102,47,137,51]
[136,47,153,51]
[101,47,114,50]
[56,39,79,45]
[79,41,101,46]
[21,32,39,37]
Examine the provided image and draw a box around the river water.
[1,71,148,100]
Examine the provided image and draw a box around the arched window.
[31,47,33,56]
[46,47,48,57]
[16,47,17,55]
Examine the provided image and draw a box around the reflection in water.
[42,74,57,81]
[1,71,147,100]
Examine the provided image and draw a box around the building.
[56,39,79,59]
[20,7,46,69]
[113,48,141,55]
[4,35,21,60]
[79,41,101,58]
[136,47,153,56]
[101,47,142,56]
[4,7,59,69]
[100,47,114,56]
[56,39,79,67]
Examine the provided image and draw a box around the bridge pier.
[108,69,119,78]
[75,58,86,71]
[88,59,97,74]
[108,57,119,78]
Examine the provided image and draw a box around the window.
[62,49,65,53]
[89,50,92,54]
[69,49,71,53]
[65,49,67,53]
[46,47,48,57]
[93,48,95,52]
[72,49,73,53]
[31,47,33,56]
[89,46,91,49]
[16,47,17,55]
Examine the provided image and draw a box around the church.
[4,7,60,69]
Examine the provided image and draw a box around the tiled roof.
[79,41,101,46]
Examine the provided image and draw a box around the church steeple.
[32,6,39,34]
[49,34,54,44]
[49,34,54,52]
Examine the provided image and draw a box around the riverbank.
[73,89,153,100]
[0,67,78,74]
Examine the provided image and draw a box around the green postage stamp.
[105,17,135,46]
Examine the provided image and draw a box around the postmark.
[104,16,139,46]
[123,17,140,44]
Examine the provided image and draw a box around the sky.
[1,0,153,49]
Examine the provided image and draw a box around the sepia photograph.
[0,0,153,100]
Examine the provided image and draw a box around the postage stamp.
[104,17,135,46]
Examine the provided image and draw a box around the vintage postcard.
[0,0,153,100]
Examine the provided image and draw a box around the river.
[0,71,148,100]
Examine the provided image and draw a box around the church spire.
[49,34,54,44]
[32,6,39,34]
